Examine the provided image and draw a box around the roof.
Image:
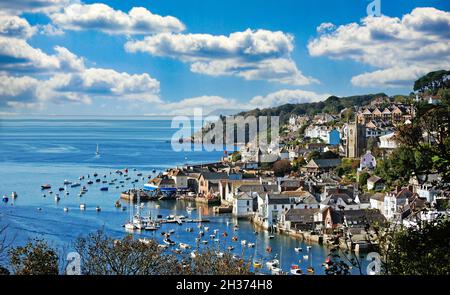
[321,193,357,206]
[199,172,229,181]
[235,192,253,200]
[267,194,293,205]
[370,193,385,202]
[284,208,320,222]
[280,179,302,188]
[237,184,265,193]
[306,158,341,169]
[367,176,382,183]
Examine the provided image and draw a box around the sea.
[0,118,369,275]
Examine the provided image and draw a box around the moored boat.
[41,184,51,190]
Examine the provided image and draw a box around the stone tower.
[346,121,366,158]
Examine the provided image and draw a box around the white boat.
[186,227,194,232]
[303,255,309,260]
[11,192,17,199]
[216,252,224,258]
[169,229,175,234]
[55,195,60,202]
[209,234,216,239]
[294,247,303,252]
[96,206,101,212]
[163,238,176,246]
[214,238,220,242]
[268,235,275,239]
[213,229,219,234]
[79,204,86,210]
[63,207,69,212]
[201,240,208,244]
[271,267,282,275]
[125,223,135,231]
[204,226,209,231]
[179,243,191,249]
[290,265,303,275]
[247,243,255,248]
[145,224,158,231]
[95,144,100,156]
[158,244,168,249]
[63,180,72,185]
[241,240,247,246]
[306,245,312,251]
[266,259,279,269]
[190,251,197,258]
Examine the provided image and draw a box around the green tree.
[358,172,371,188]
[374,216,450,275]
[9,239,59,275]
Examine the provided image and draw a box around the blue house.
[328,129,340,145]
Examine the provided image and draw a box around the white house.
[370,193,385,211]
[169,169,188,190]
[232,192,254,218]
[379,132,397,150]
[383,188,413,220]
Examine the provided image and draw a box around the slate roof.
[284,208,320,222]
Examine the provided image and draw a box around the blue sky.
[0,0,449,116]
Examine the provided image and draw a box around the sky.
[0,0,449,117]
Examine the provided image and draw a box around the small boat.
[41,184,51,190]
[152,169,156,173]
[114,201,121,208]
[213,229,219,234]
[93,173,98,177]
[145,224,158,231]
[232,236,238,242]
[163,238,176,246]
[201,240,208,245]
[58,187,65,191]
[63,207,69,212]
[71,183,81,188]
[232,255,240,260]
[124,223,135,231]
[268,235,275,239]
[42,194,46,198]
[179,243,190,249]
[95,144,100,156]
[49,190,53,194]
[158,244,168,250]
[303,255,309,260]
[307,267,315,274]
[2,195,8,203]
[172,248,182,254]
[227,246,234,251]
[87,180,93,185]
[204,226,209,231]
[9,192,15,200]
[214,238,220,242]
[96,206,101,212]
[186,227,193,232]
[248,243,255,248]
[190,251,197,258]
[266,259,279,269]
[63,180,72,185]
[241,240,247,246]
[294,247,303,252]
[100,187,108,191]
[290,265,303,275]
[79,176,84,181]
[79,204,86,211]
[65,192,69,196]
[96,179,101,183]
[209,234,216,239]
[199,231,204,237]
[253,261,262,268]
[306,246,312,251]
[54,195,60,202]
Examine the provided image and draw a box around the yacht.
[179,243,190,249]
[294,247,303,252]
[290,265,303,275]
[79,204,86,211]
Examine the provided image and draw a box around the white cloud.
[125,29,317,85]
[248,89,330,109]
[308,7,450,88]
[316,22,335,34]
[0,0,70,15]
[50,3,185,35]
[0,13,36,39]
[39,23,64,36]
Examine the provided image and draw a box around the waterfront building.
[279,208,321,232]
[232,192,254,218]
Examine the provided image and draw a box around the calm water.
[0,119,368,274]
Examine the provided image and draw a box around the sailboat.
[124,196,135,231]
[95,144,100,156]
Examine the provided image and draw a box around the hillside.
[235,93,387,125]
